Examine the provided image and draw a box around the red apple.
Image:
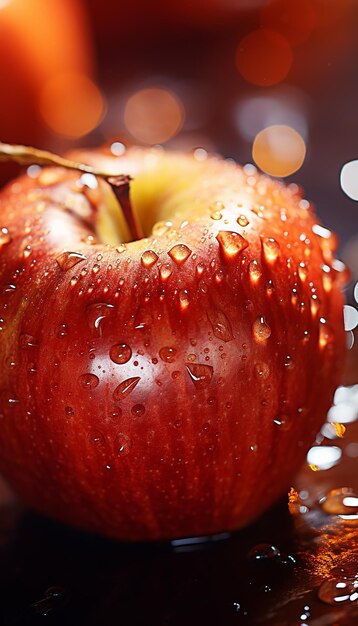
[0,145,346,541]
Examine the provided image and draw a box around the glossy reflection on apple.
[0,145,346,541]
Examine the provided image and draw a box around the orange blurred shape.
[40,73,106,139]
[236,29,293,87]
[124,88,184,144]
[0,0,93,146]
[252,125,306,177]
[260,0,316,46]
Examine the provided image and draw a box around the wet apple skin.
[0,149,346,540]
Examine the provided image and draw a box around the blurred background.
[0,0,357,303]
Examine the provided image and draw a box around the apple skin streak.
[0,148,346,541]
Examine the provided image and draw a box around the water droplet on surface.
[86,302,115,336]
[249,259,262,282]
[117,433,132,456]
[252,316,271,341]
[113,377,140,400]
[78,373,99,389]
[168,244,192,265]
[207,310,233,342]
[110,343,132,365]
[216,231,249,258]
[56,251,87,271]
[31,586,68,616]
[237,214,249,227]
[141,249,159,268]
[210,210,222,220]
[319,487,358,516]
[0,227,11,247]
[65,406,74,417]
[318,578,358,605]
[131,403,145,416]
[159,346,177,363]
[262,237,280,263]
[186,363,213,389]
[247,544,281,562]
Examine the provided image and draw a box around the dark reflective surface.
[0,420,357,626]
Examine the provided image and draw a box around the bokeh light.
[39,72,105,138]
[307,446,342,471]
[340,160,358,200]
[260,0,316,46]
[252,124,306,177]
[235,29,293,87]
[235,87,308,142]
[343,304,358,331]
[124,87,184,144]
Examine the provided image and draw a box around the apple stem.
[0,141,145,241]
[107,176,144,241]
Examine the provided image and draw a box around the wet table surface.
[0,352,357,626]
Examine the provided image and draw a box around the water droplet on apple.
[284,355,295,369]
[86,302,115,336]
[116,243,127,254]
[252,317,271,341]
[168,244,192,265]
[318,578,358,605]
[78,373,99,389]
[262,237,280,263]
[310,293,320,316]
[113,377,140,400]
[273,415,291,430]
[210,210,222,220]
[179,289,190,310]
[254,362,270,380]
[117,433,132,456]
[237,214,249,227]
[298,261,308,282]
[131,403,145,416]
[65,406,74,417]
[56,323,68,338]
[20,334,38,349]
[159,346,177,363]
[110,343,132,365]
[319,487,358,516]
[89,431,105,446]
[56,251,87,271]
[0,226,11,248]
[186,363,213,389]
[141,250,159,268]
[216,231,249,258]
[319,317,334,349]
[160,263,173,281]
[23,245,32,259]
[248,260,262,282]
[207,310,233,342]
